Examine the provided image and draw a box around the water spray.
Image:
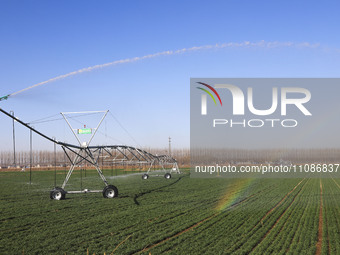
[3,41,319,98]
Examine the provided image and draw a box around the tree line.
[0,148,190,168]
[2,148,338,168]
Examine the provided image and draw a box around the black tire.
[142,174,149,180]
[164,173,171,179]
[103,185,118,198]
[50,187,66,200]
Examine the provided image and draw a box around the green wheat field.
[1,169,339,254]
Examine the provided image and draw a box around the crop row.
[1,170,340,254]
[145,179,300,254]
[321,178,340,254]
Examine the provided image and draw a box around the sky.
[0,0,340,151]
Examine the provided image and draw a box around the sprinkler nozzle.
[0,95,9,101]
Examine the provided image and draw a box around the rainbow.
[215,178,254,212]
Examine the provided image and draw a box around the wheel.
[103,185,118,198]
[164,173,171,179]
[50,187,66,200]
[142,174,149,180]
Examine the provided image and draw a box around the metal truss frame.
[0,107,180,199]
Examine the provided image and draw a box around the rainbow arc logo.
[196,82,222,106]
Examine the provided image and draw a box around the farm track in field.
[250,178,308,254]
[331,177,340,189]
[258,178,305,225]
[316,180,323,255]
[323,180,331,255]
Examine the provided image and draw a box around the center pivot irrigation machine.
[0,107,180,200]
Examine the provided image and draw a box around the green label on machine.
[78,128,92,134]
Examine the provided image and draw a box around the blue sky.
[0,0,340,151]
